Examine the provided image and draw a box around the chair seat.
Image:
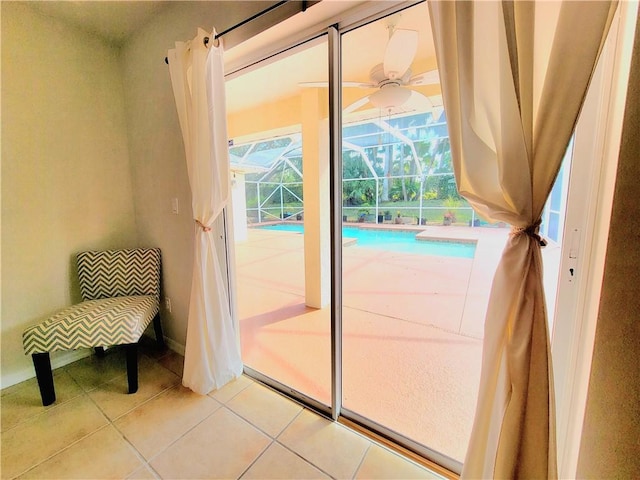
[23,295,159,355]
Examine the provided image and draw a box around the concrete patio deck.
[234,224,560,463]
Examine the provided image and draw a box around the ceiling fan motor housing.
[369,63,413,87]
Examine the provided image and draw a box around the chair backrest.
[77,248,161,301]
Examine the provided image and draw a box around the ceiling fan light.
[369,85,412,109]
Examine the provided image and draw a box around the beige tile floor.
[1,341,444,480]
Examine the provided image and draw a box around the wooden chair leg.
[153,314,166,349]
[32,352,56,406]
[125,343,138,394]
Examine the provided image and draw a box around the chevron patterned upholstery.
[22,248,163,406]
[23,296,159,355]
[78,248,161,301]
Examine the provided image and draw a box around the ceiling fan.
[300,23,442,116]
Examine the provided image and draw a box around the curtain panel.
[168,29,243,395]
[428,1,616,478]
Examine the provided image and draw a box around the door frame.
[550,2,638,477]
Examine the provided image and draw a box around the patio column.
[301,88,330,308]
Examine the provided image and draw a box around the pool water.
[257,223,476,258]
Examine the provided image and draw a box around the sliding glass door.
[224,3,489,469]
[225,36,332,409]
[223,1,627,474]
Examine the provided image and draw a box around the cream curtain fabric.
[428,1,616,478]
[168,29,243,394]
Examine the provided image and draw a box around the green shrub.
[423,190,438,200]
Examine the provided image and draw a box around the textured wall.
[1,3,138,386]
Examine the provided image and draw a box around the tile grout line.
[235,405,332,480]
[221,403,274,438]
[350,442,372,480]
[208,376,254,404]
[9,420,113,480]
[115,424,163,479]
[224,387,304,440]
[221,403,301,479]
[106,354,212,478]
[0,378,85,434]
[141,402,270,480]
[273,438,338,480]
[140,399,223,468]
[81,381,159,478]
[83,358,177,480]
[4,367,100,478]
[69,351,181,479]
[274,403,305,438]
[235,438,275,479]
[243,381,379,479]
[139,376,256,473]
[84,376,180,423]
[272,406,360,480]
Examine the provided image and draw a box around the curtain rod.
[165,0,305,64]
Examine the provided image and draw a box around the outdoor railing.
[244,173,484,227]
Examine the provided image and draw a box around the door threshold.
[339,415,460,480]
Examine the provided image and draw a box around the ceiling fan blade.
[348,82,377,89]
[344,95,371,114]
[298,81,329,88]
[403,89,433,111]
[299,81,376,88]
[408,69,440,86]
[383,29,418,80]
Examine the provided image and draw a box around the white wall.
[1,3,138,387]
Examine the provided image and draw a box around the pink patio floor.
[234,224,560,463]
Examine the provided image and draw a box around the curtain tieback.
[511,221,547,247]
[195,219,212,232]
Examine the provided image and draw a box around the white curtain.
[168,28,243,394]
[428,1,616,478]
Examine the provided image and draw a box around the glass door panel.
[340,3,487,465]
[338,2,606,469]
[225,36,331,407]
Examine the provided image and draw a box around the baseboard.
[164,336,185,356]
[140,332,185,357]
[1,349,93,390]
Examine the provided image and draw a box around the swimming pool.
[257,224,476,258]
